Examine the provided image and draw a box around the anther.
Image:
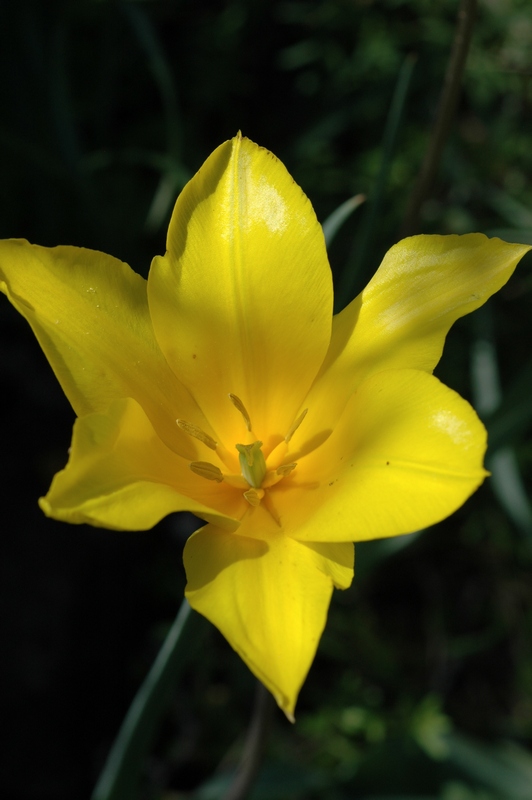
[177,419,218,450]
[276,463,297,477]
[229,393,252,432]
[189,461,224,482]
[243,487,265,507]
[285,408,308,443]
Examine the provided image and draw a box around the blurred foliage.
[2,0,532,799]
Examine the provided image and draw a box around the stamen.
[229,393,252,432]
[243,487,265,507]
[276,463,297,477]
[177,419,217,450]
[285,408,308,443]
[263,462,297,489]
[189,461,224,482]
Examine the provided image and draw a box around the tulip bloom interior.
[0,135,529,719]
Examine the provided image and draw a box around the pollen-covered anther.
[177,419,217,450]
[285,408,308,443]
[262,463,297,489]
[243,487,265,507]
[229,393,252,432]
[276,463,297,477]
[189,461,224,483]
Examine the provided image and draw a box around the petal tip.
[284,708,296,724]
[38,496,52,517]
[270,685,296,722]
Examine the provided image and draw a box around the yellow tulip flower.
[0,135,529,719]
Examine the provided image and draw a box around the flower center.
[177,395,307,514]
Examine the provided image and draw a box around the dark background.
[2,1,532,798]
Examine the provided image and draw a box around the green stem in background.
[485,354,532,453]
[471,307,532,543]
[322,193,366,250]
[336,53,416,310]
[401,0,477,236]
[91,599,207,800]
[122,1,188,233]
[221,683,275,800]
[122,1,182,164]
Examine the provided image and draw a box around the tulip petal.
[148,136,333,451]
[184,507,354,718]
[41,397,243,531]
[0,239,204,457]
[307,235,530,426]
[276,369,488,542]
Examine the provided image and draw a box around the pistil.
[236,441,267,488]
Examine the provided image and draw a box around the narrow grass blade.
[322,194,365,249]
[122,2,183,163]
[471,330,532,541]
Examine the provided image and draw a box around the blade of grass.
[487,355,532,451]
[485,187,532,229]
[322,194,365,249]
[121,2,187,231]
[446,733,532,799]
[487,448,532,538]
[122,2,183,163]
[470,318,532,542]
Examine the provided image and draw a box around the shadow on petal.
[300,540,355,590]
[303,540,355,571]
[288,428,334,461]
[166,141,232,264]
[184,529,269,590]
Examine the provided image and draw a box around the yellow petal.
[277,369,488,542]
[0,239,203,457]
[40,397,243,531]
[147,135,333,451]
[307,234,530,426]
[184,506,354,719]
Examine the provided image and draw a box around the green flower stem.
[221,682,275,800]
[91,598,206,800]
[401,0,478,236]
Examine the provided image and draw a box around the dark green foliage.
[2,1,532,798]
